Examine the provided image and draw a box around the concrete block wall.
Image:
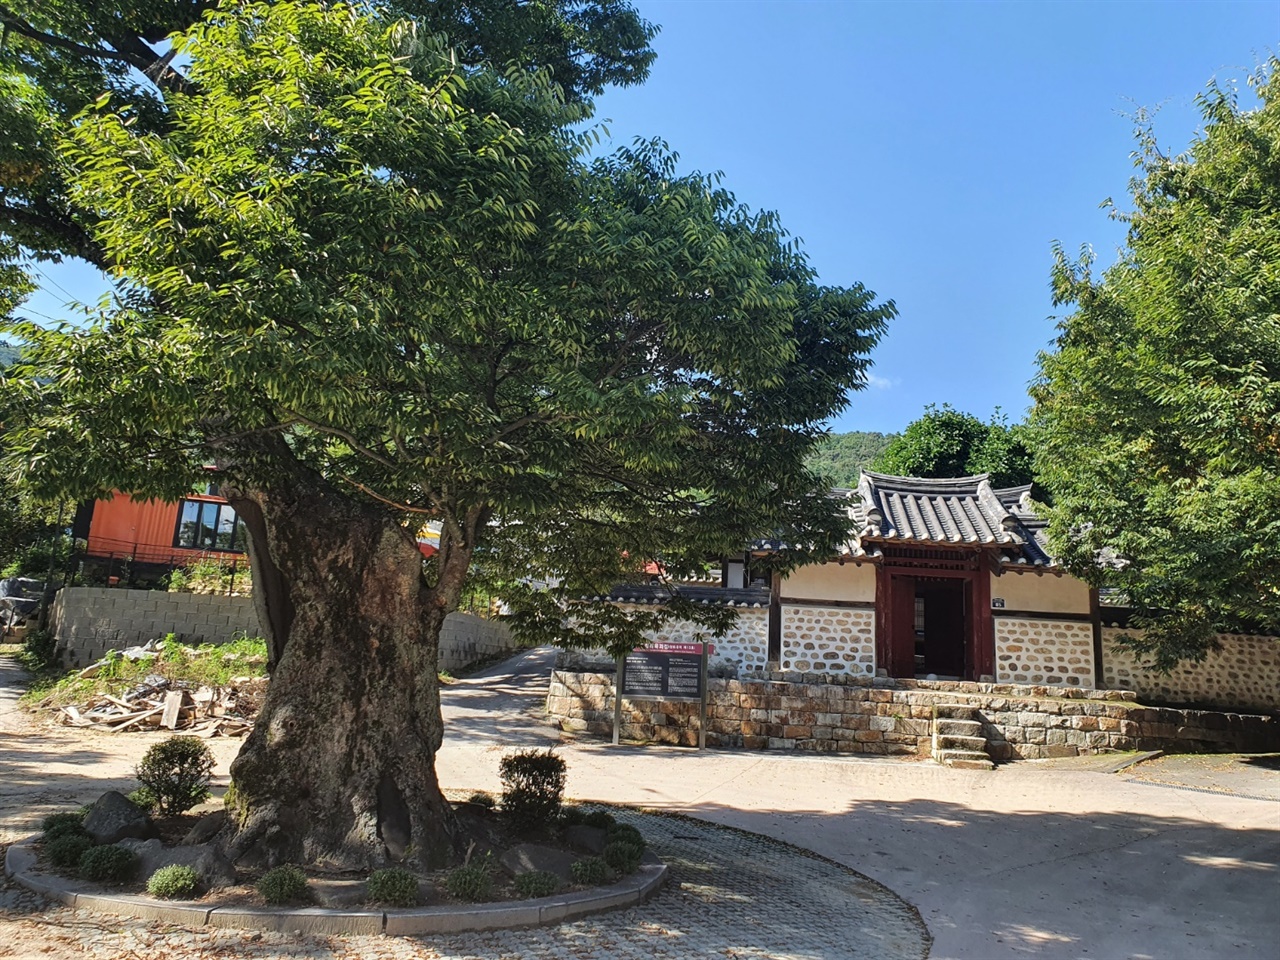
[1103,630,1279,713]
[547,671,1280,758]
[51,587,260,666]
[51,587,518,673]
[437,612,517,673]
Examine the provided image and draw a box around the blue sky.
[22,0,1278,434]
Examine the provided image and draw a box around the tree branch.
[0,201,108,270]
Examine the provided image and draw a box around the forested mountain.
[0,343,18,368]
[807,431,896,487]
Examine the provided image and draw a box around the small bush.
[127,787,157,812]
[21,628,57,673]
[147,864,200,899]
[41,811,85,840]
[558,805,585,826]
[45,833,94,869]
[444,861,492,902]
[135,736,213,814]
[603,839,644,874]
[256,865,309,904]
[366,868,419,907]
[570,856,611,886]
[606,823,645,849]
[499,749,566,835]
[466,791,496,809]
[581,810,615,830]
[79,844,137,883]
[514,870,560,898]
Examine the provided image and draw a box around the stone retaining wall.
[994,617,1094,687]
[779,604,875,677]
[51,587,517,672]
[547,671,1279,758]
[1102,630,1279,713]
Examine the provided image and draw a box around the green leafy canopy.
[870,403,1034,489]
[1031,59,1280,666]
[1,2,894,653]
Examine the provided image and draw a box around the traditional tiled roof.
[599,583,770,607]
[848,471,1053,566]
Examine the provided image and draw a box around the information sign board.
[613,641,711,748]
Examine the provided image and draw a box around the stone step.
[936,749,995,771]
[934,703,979,720]
[938,734,988,753]
[935,718,983,737]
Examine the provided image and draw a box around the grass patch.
[23,635,268,708]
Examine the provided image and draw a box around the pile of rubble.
[51,641,267,737]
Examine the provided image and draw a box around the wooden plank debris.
[160,690,185,729]
[52,677,265,737]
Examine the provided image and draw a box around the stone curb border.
[4,842,667,936]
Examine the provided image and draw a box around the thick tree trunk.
[222,473,464,871]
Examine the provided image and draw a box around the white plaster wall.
[642,608,770,676]
[781,561,877,603]
[779,604,876,676]
[994,617,1094,687]
[1103,630,1279,712]
[989,571,1091,615]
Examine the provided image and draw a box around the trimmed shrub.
[41,812,86,840]
[466,791,496,809]
[135,737,213,815]
[603,839,643,874]
[581,810,615,830]
[127,787,157,813]
[45,833,94,869]
[558,805,585,826]
[147,864,200,899]
[79,844,137,883]
[570,856,611,886]
[499,749,566,835]
[606,822,645,848]
[514,870,560,898]
[256,865,309,904]
[444,862,492,902]
[366,868,419,907]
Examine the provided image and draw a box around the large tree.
[0,0,656,293]
[1,2,893,870]
[871,403,1034,488]
[1031,60,1280,667]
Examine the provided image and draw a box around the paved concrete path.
[437,648,1280,960]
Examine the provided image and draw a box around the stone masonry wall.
[547,671,1279,757]
[600,604,769,676]
[994,617,1094,687]
[1103,630,1279,713]
[51,586,516,673]
[779,604,875,677]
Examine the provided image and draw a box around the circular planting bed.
[8,793,667,936]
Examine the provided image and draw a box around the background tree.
[2,2,893,871]
[806,430,895,487]
[870,403,1034,488]
[1031,60,1280,667]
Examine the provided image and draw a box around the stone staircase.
[932,703,995,770]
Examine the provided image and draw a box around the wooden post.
[612,654,623,746]
[698,642,708,750]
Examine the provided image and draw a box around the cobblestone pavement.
[0,808,929,960]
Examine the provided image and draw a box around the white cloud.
[865,373,896,390]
